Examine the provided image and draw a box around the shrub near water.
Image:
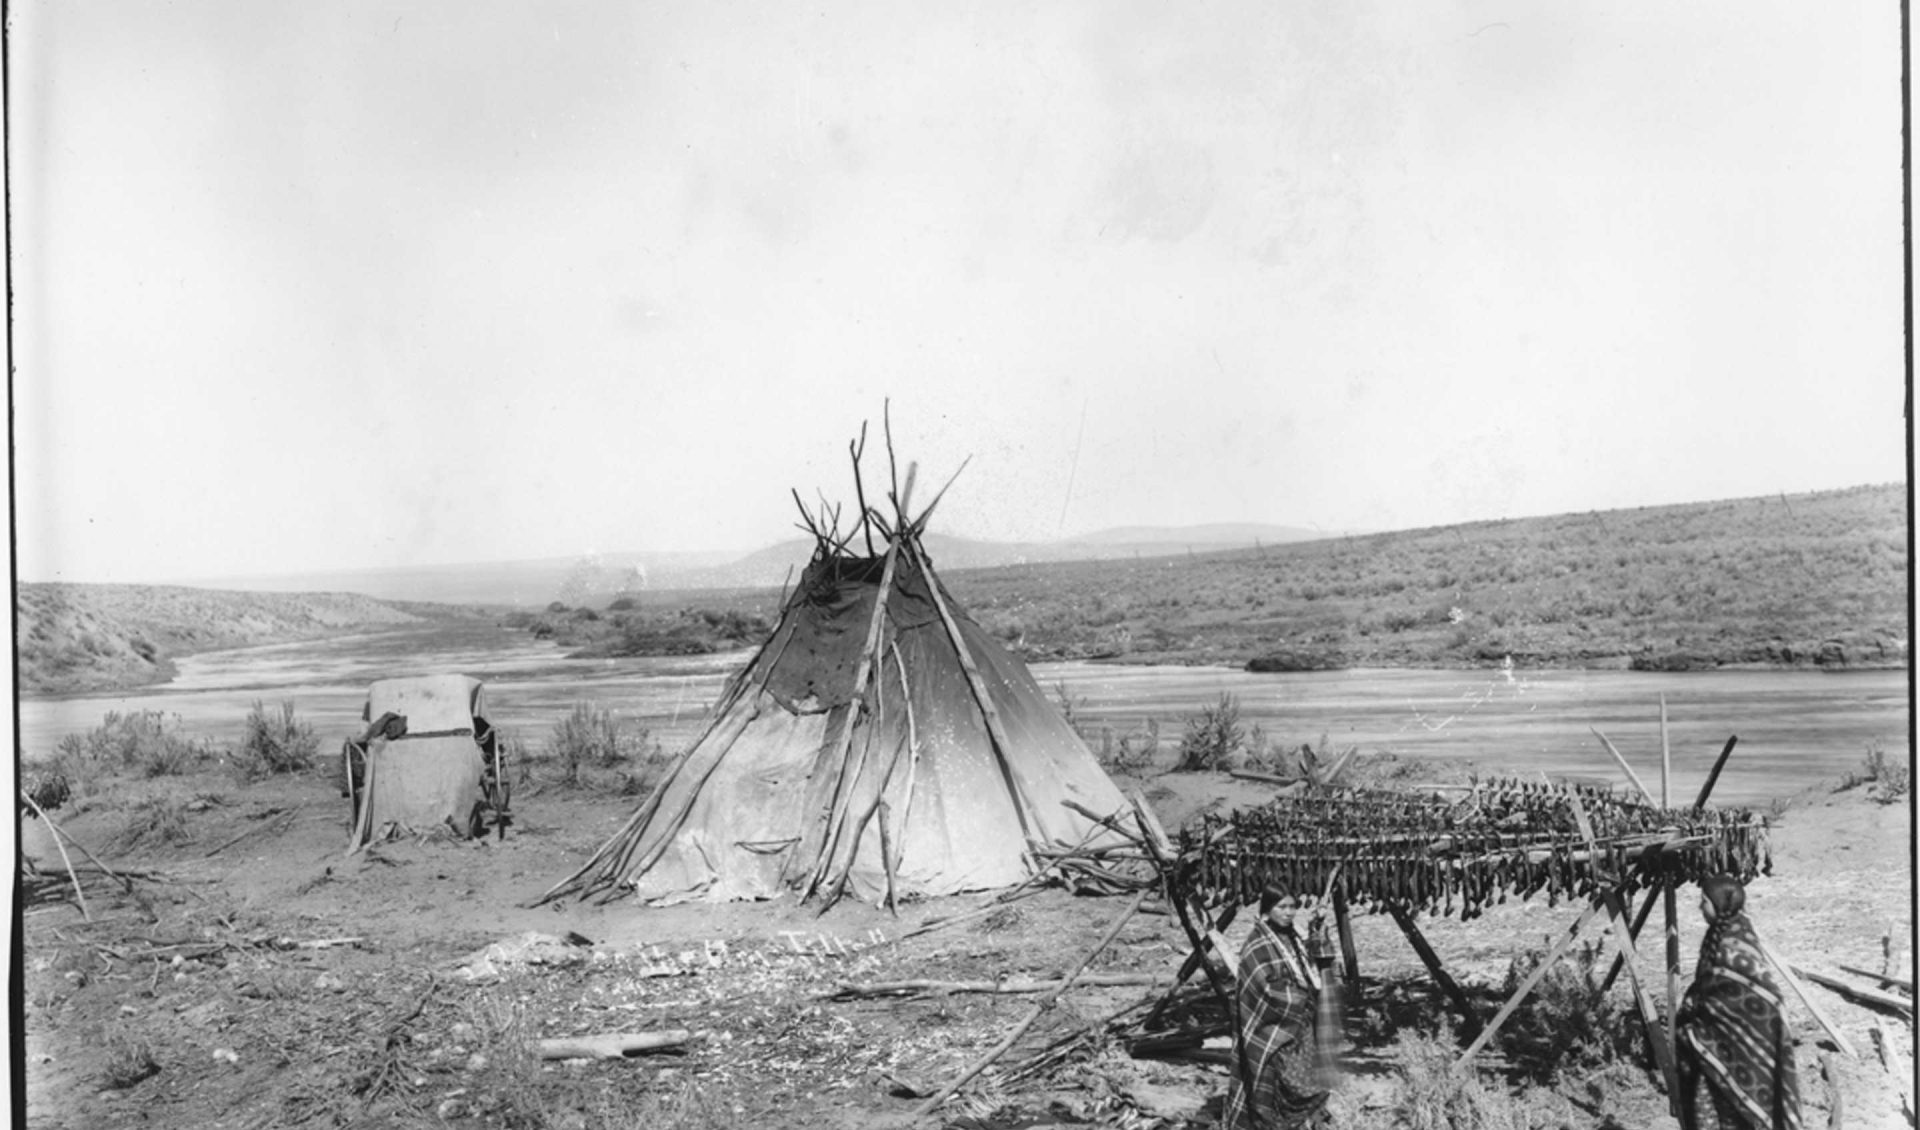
[1174,693,1245,771]
[235,699,319,778]
[52,710,216,779]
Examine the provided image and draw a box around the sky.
[9,1,1909,584]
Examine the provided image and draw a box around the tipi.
[542,435,1130,907]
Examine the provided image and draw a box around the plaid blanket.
[1677,911,1802,1130]
[1224,917,1330,1130]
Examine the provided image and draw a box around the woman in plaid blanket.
[1224,887,1334,1129]
[1677,875,1803,1130]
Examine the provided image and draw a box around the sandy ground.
[17,763,1915,1129]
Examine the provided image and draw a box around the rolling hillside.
[18,484,1907,696]
[14,586,450,695]
[603,484,1907,673]
[944,483,1909,670]
[170,524,1337,606]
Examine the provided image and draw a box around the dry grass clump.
[100,1030,161,1090]
[108,795,196,852]
[1385,1030,1577,1130]
[234,698,319,778]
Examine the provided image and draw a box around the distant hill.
[171,525,1345,605]
[179,550,740,608]
[23,485,1906,696]
[593,484,1908,674]
[14,585,446,695]
[940,483,1909,672]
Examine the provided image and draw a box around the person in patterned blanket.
[1677,874,1803,1130]
[1223,886,1334,1129]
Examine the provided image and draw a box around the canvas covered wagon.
[342,674,510,850]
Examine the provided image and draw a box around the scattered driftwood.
[534,1030,693,1060]
[915,889,1149,1117]
[1792,965,1915,1018]
[829,972,1167,1001]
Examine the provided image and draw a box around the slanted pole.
[1333,885,1360,986]
[1455,900,1604,1071]
[1660,697,1679,1053]
[1692,735,1739,811]
[1388,904,1480,1041]
[1568,789,1679,1104]
[1590,727,1655,803]
[1598,889,1682,1102]
[908,538,1042,854]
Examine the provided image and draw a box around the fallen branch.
[21,793,93,920]
[205,806,301,857]
[830,972,1167,1000]
[915,889,1148,1117]
[1792,965,1915,1018]
[535,1031,693,1060]
[898,883,1046,941]
[1838,963,1913,994]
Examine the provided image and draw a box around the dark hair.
[1698,874,1746,918]
[1259,884,1286,916]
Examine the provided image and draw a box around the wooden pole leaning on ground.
[1567,789,1680,1105]
[1752,933,1859,1058]
[21,793,92,921]
[913,889,1148,1117]
[1454,900,1605,1072]
[1386,904,1481,1041]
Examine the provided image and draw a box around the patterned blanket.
[1224,917,1330,1130]
[1677,911,1802,1130]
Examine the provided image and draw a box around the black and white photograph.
[9,3,1911,1127]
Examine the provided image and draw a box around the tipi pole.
[621,696,764,885]
[906,538,1043,854]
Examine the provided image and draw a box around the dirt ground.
[18,761,1915,1130]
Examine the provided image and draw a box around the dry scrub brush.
[234,698,320,779]
[49,710,217,780]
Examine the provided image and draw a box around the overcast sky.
[10,1,1907,584]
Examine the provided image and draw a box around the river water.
[18,627,1908,809]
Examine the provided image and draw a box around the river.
[18,628,1908,809]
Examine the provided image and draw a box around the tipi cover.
[544,452,1129,907]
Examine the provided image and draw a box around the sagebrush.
[1175,693,1244,772]
[235,699,319,777]
[52,710,215,779]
